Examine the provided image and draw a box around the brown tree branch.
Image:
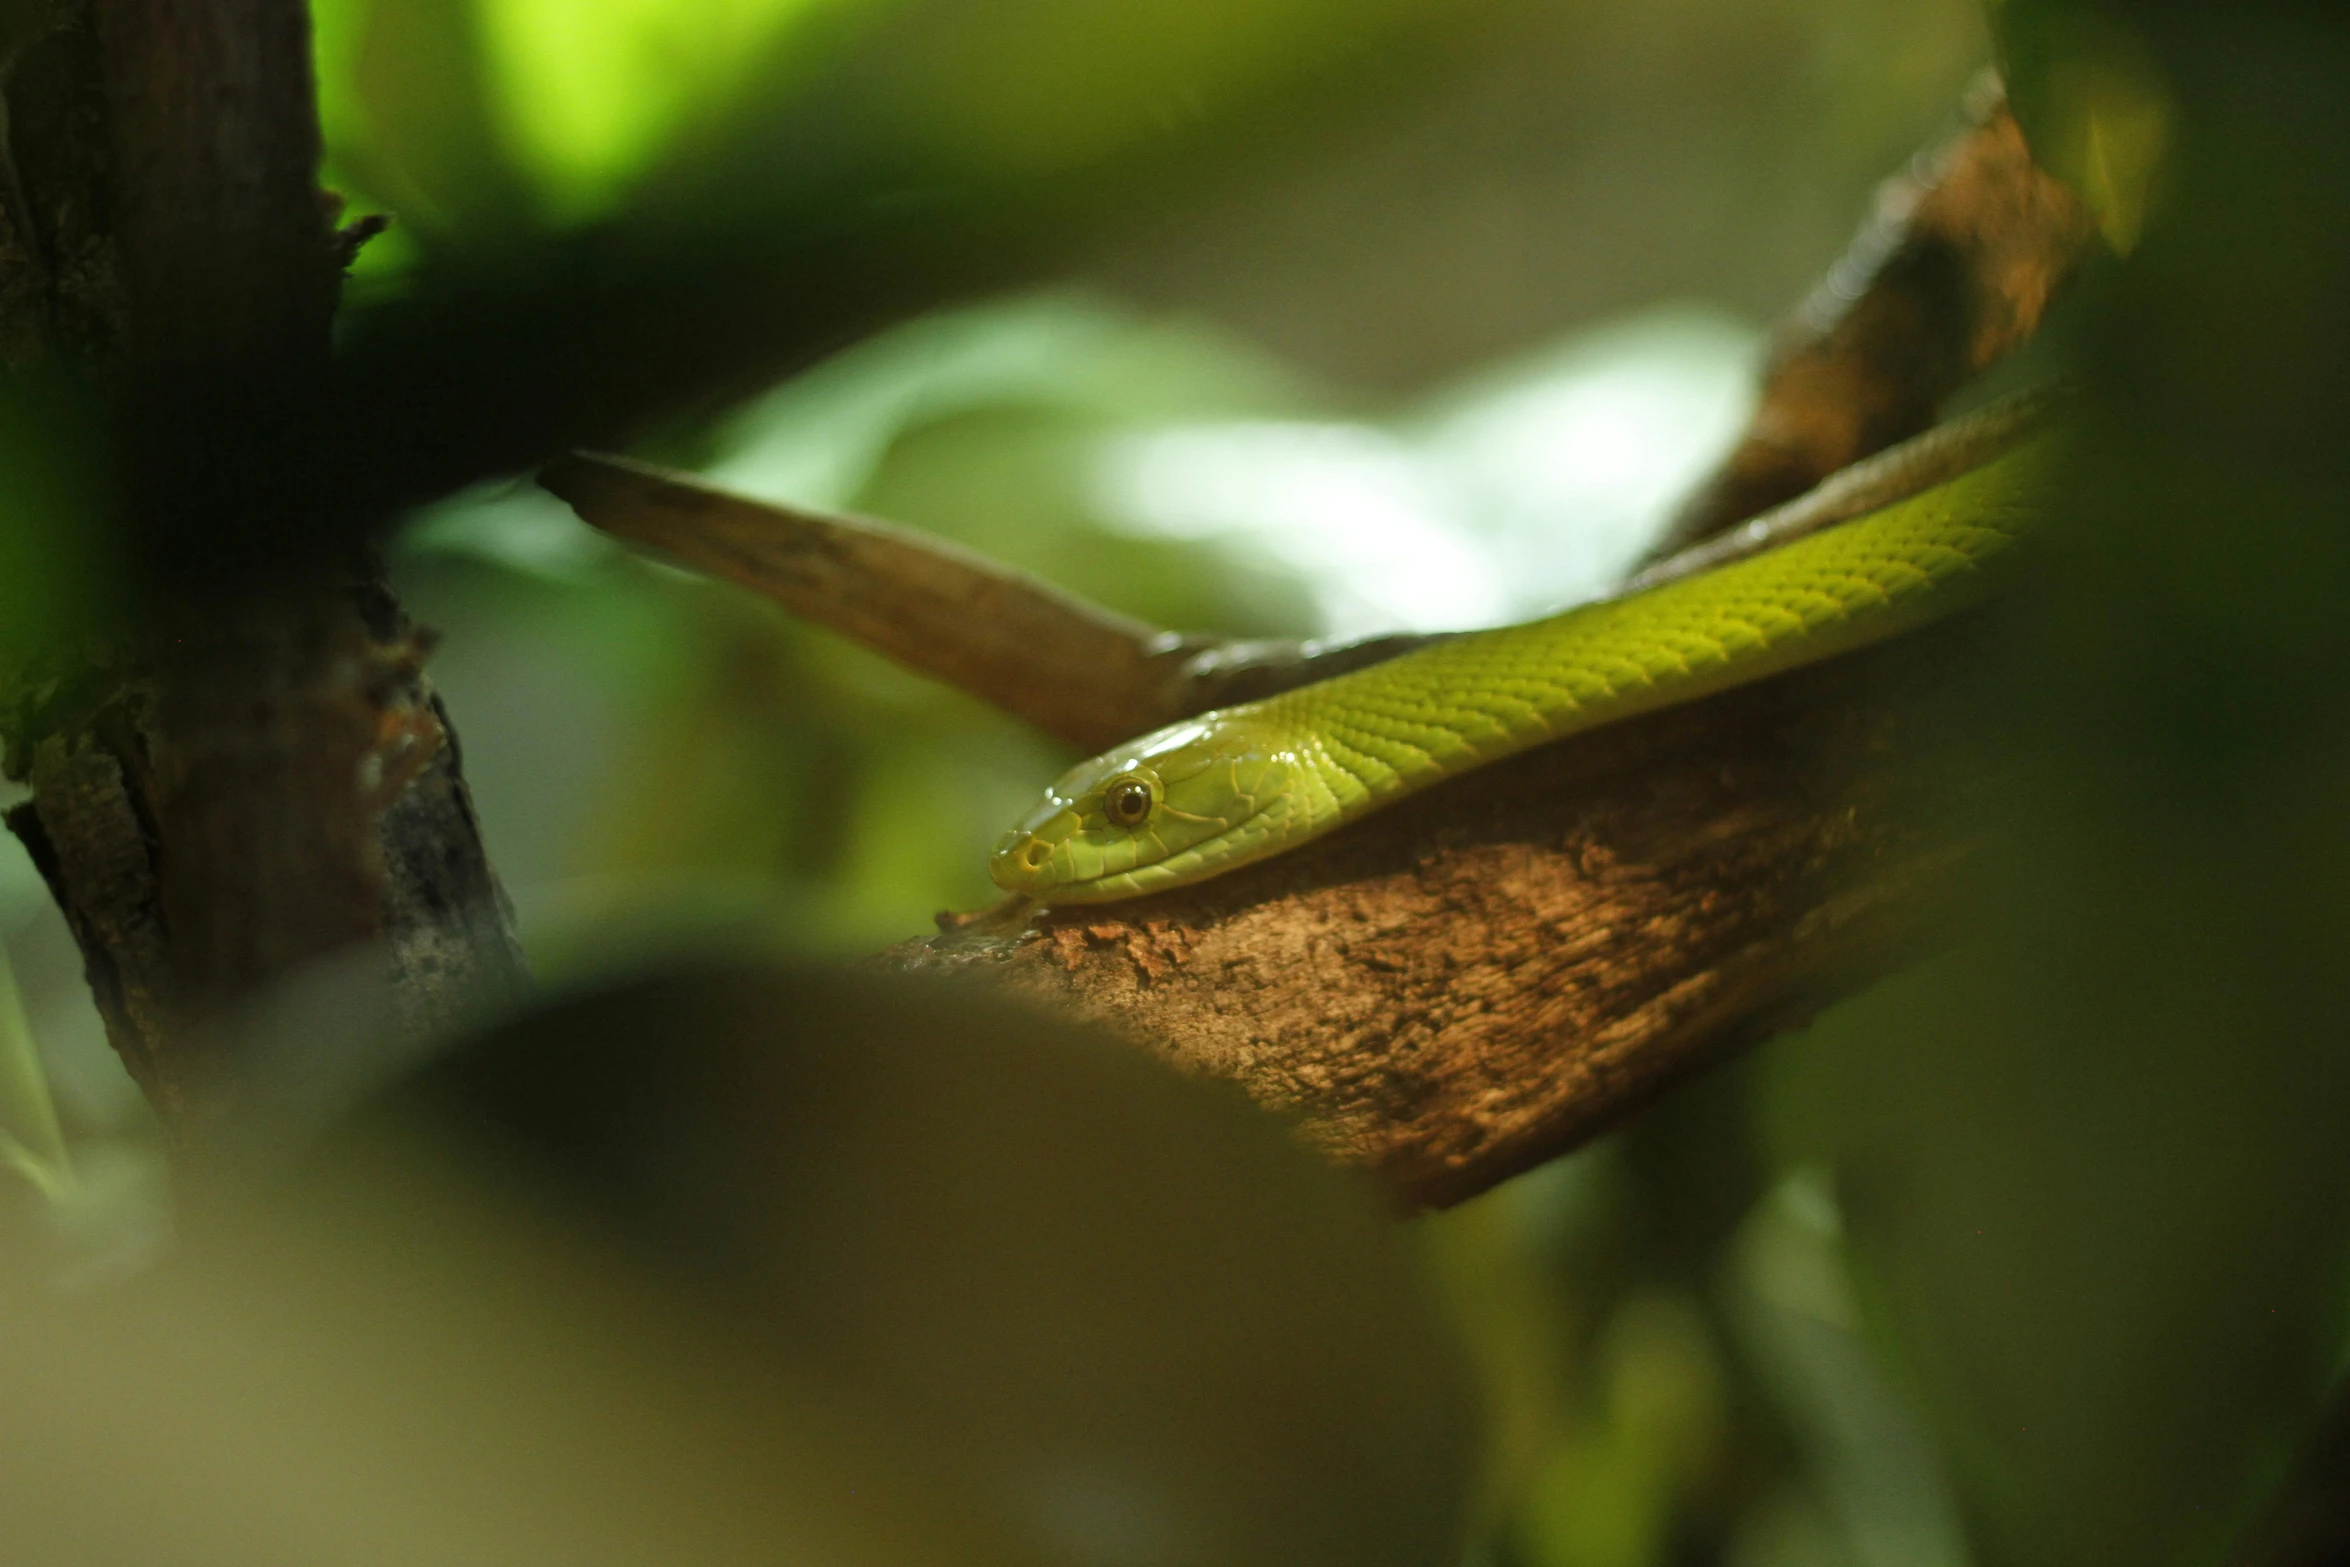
[1645,79,2093,560]
[534,88,2070,1209]
[543,451,1453,753]
[545,401,2041,1209]
[903,627,1992,1211]
[541,453,1209,754]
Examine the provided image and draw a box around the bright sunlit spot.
[1092,309,1760,638]
[476,0,851,219]
[1097,421,1504,638]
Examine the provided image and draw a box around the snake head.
[989,712,1299,904]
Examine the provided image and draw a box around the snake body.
[990,438,2051,905]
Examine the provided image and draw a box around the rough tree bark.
[911,623,1999,1210]
[0,0,526,1150]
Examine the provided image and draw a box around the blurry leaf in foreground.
[1748,16,2350,1564]
[0,961,1475,1564]
[0,1125,1030,1567]
[1760,927,2350,1567]
[269,962,1478,1567]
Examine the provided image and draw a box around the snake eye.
[1103,776,1155,829]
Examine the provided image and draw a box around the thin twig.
[540,453,1212,754]
[547,393,2046,756]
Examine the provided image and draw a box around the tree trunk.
[0,0,526,1153]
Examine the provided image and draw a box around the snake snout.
[988,831,1056,892]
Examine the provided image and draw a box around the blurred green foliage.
[470,0,855,216]
[308,0,1454,242]
[1759,7,2350,1566]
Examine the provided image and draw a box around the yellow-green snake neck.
[991,440,2051,905]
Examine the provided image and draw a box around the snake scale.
[990,434,2052,905]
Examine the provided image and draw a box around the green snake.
[990,431,2054,905]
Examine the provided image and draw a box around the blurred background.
[5,0,2348,1562]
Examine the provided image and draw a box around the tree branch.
[1646,79,2092,560]
[904,627,1992,1210]
[541,453,1205,754]
[542,452,1456,753]
[536,90,2068,1208]
[544,400,2041,1209]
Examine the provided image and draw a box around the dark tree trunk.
[0,0,526,1153]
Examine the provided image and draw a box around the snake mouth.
[992,813,1277,905]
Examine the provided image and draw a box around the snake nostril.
[1023,842,1050,870]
